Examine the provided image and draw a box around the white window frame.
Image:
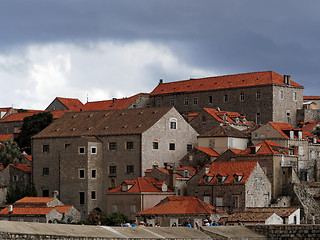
[91,146,97,154]
[169,118,177,129]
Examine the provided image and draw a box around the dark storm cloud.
[0,0,320,94]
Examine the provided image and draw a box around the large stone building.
[32,107,198,219]
[149,71,303,126]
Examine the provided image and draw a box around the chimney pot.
[159,79,163,84]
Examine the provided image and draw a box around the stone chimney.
[159,79,163,84]
[284,75,291,85]
[9,205,13,214]
[168,168,176,192]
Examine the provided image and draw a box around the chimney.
[9,205,13,214]
[284,75,291,85]
[112,98,116,103]
[168,168,176,191]
[159,79,163,84]
[52,190,59,198]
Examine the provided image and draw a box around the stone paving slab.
[201,226,266,239]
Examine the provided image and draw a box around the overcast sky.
[1,1,320,109]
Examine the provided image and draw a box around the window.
[91,147,97,154]
[109,165,117,175]
[209,139,215,148]
[293,92,297,101]
[91,191,96,200]
[126,142,134,150]
[64,143,71,149]
[169,143,175,151]
[256,112,261,124]
[193,97,198,105]
[42,190,49,197]
[91,169,96,179]
[184,98,189,106]
[170,99,175,106]
[170,118,177,129]
[111,204,117,213]
[208,96,213,104]
[256,91,261,100]
[232,196,239,208]
[216,197,223,207]
[79,147,85,154]
[79,169,85,179]
[42,145,50,153]
[203,196,210,204]
[286,112,290,124]
[153,142,159,149]
[130,204,136,213]
[157,100,161,107]
[79,192,85,204]
[109,142,117,150]
[279,90,284,100]
[240,93,245,102]
[187,144,192,152]
[13,175,19,182]
[127,165,134,174]
[255,177,262,190]
[43,168,49,176]
[224,94,228,102]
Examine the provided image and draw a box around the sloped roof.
[224,212,275,222]
[82,93,147,111]
[107,177,173,193]
[16,197,54,204]
[301,122,320,133]
[56,97,84,111]
[199,125,250,138]
[55,205,73,214]
[195,147,220,157]
[136,196,224,215]
[24,155,32,162]
[268,122,294,138]
[50,110,68,119]
[33,107,173,138]
[148,167,184,179]
[0,207,54,215]
[9,164,31,173]
[202,108,251,125]
[228,149,243,155]
[304,96,320,100]
[198,161,258,184]
[239,140,289,155]
[244,207,299,217]
[0,111,44,122]
[150,71,302,96]
[0,134,13,141]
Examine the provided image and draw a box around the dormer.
[290,130,294,139]
[249,146,261,154]
[121,182,133,192]
[298,131,302,140]
[242,118,247,124]
[235,117,240,123]
[233,174,243,183]
[184,170,189,178]
[313,137,318,144]
[216,174,227,183]
[161,183,168,192]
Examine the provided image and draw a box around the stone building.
[179,146,219,168]
[106,177,174,220]
[0,164,31,192]
[189,108,252,134]
[136,196,227,227]
[0,197,80,223]
[45,97,84,111]
[187,161,271,213]
[149,71,304,126]
[32,107,198,219]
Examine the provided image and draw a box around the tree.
[5,184,37,204]
[0,140,22,168]
[15,112,53,154]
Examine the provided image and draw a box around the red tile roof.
[50,110,68,119]
[228,149,243,155]
[107,177,173,193]
[0,164,4,171]
[16,197,54,204]
[198,161,258,184]
[304,96,320,100]
[57,97,84,111]
[0,207,54,215]
[268,122,295,138]
[224,212,275,223]
[55,205,73,213]
[0,111,44,122]
[150,71,302,95]
[24,155,32,162]
[239,140,290,155]
[244,207,299,217]
[301,122,320,133]
[202,108,251,125]
[82,93,145,111]
[10,164,31,173]
[195,147,220,157]
[136,196,224,215]
[0,134,13,142]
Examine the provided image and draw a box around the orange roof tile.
[301,122,320,133]
[0,164,4,171]
[198,161,258,184]
[228,149,243,155]
[0,134,13,141]
[225,212,275,222]
[0,111,44,122]
[239,140,289,155]
[137,196,224,215]
[244,207,299,217]
[150,71,302,96]
[24,155,32,162]
[82,93,145,111]
[107,177,173,193]
[203,108,250,125]
[304,96,320,100]
[16,197,54,204]
[0,207,54,215]
[268,122,294,138]
[55,205,72,213]
[9,164,31,173]
[50,110,68,119]
[57,97,84,111]
[195,147,220,157]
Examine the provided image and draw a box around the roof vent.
[152,111,157,114]
[87,127,92,130]
[137,125,142,128]
[120,113,124,116]
[72,115,77,118]
[55,128,60,132]
[123,125,128,128]
[104,113,109,117]
[88,114,93,117]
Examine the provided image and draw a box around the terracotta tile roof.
[268,122,294,138]
[0,207,54,215]
[195,147,220,157]
[150,71,302,96]
[9,164,31,173]
[50,110,68,119]
[0,134,13,141]
[304,96,320,100]
[225,212,275,222]
[16,197,54,204]
[301,122,320,133]
[24,155,32,162]
[33,107,173,138]
[55,205,72,213]
[82,93,146,111]
[244,207,299,217]
[199,125,250,138]
[0,164,4,171]
[198,161,258,184]
[0,111,44,122]
[176,166,197,176]
[239,140,290,155]
[228,149,243,155]
[202,108,251,125]
[107,177,173,193]
[186,112,199,117]
[56,97,84,111]
[136,196,224,215]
